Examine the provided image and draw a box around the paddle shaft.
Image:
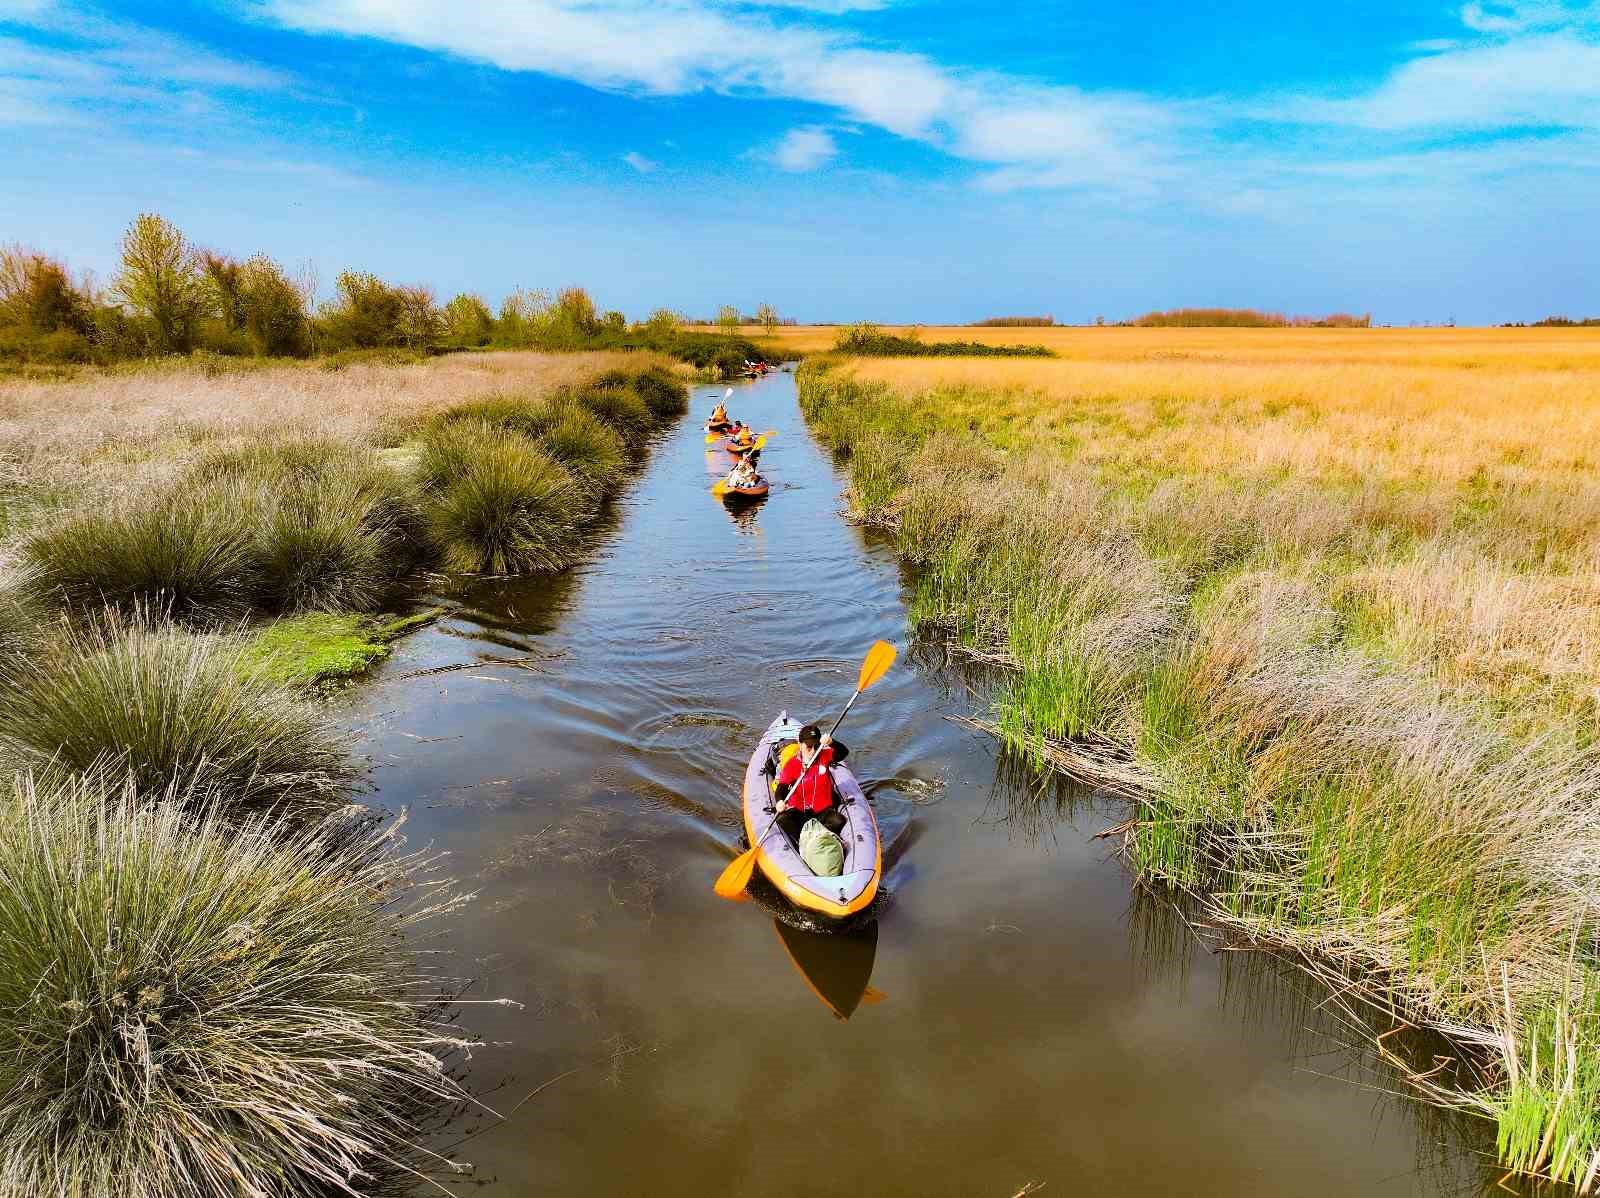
[751,695,862,857]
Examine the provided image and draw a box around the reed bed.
[799,330,1600,1189]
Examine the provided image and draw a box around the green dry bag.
[799,818,845,877]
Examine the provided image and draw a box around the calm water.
[340,369,1505,1196]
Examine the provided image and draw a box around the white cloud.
[772,125,836,170]
[227,0,1600,199]
[0,8,288,127]
[1279,32,1600,130]
[621,150,658,173]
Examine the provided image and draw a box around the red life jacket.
[777,746,836,813]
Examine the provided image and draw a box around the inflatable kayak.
[704,421,735,442]
[722,436,764,455]
[713,480,769,499]
[741,713,881,921]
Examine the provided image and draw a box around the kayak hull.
[718,482,769,500]
[742,714,881,922]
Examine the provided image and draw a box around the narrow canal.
[340,368,1496,1196]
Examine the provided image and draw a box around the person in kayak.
[724,455,763,491]
[773,723,849,843]
[731,424,757,450]
[710,401,729,425]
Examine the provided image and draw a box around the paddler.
[710,400,729,425]
[773,723,848,843]
[731,424,757,450]
[724,456,762,491]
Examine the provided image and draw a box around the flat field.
[799,327,1600,1189]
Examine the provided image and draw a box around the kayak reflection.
[773,919,883,1021]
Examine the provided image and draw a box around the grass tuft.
[0,616,355,816]
[421,432,588,575]
[0,767,473,1198]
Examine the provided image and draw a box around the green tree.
[198,251,246,333]
[443,293,495,347]
[395,285,442,351]
[755,302,779,337]
[238,254,309,356]
[0,246,92,334]
[601,309,627,333]
[317,270,406,350]
[113,213,205,353]
[640,308,680,336]
[716,304,741,333]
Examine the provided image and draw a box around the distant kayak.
[741,713,880,922]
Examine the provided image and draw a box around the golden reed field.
[798,326,1600,1188]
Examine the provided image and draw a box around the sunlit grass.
[799,332,1600,1189]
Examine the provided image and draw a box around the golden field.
[798,328,1600,1189]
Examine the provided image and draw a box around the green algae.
[240,609,440,689]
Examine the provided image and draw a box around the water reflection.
[772,919,881,1021]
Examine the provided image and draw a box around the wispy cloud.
[231,0,1600,199]
[771,125,836,171]
[621,150,657,173]
[0,3,289,127]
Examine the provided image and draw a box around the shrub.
[538,407,626,494]
[0,619,355,815]
[190,439,426,611]
[423,436,587,574]
[0,767,473,1198]
[833,322,1053,358]
[0,588,45,660]
[434,393,570,443]
[572,381,652,445]
[595,365,687,423]
[20,496,257,622]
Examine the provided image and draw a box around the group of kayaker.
[706,393,769,498]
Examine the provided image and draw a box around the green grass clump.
[435,392,569,441]
[0,618,354,816]
[572,382,652,445]
[19,497,256,622]
[594,364,688,422]
[239,609,438,689]
[0,767,472,1198]
[538,407,627,494]
[422,432,587,575]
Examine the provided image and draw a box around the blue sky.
[3,0,1598,323]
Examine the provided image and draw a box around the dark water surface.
[340,370,1500,1196]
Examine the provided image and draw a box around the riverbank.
[0,349,690,1195]
[797,334,1600,1190]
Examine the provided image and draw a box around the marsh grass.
[0,616,355,816]
[20,496,258,621]
[0,767,474,1198]
[538,407,627,494]
[421,430,588,575]
[799,347,1600,1189]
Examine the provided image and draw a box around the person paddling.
[773,723,848,843]
[710,401,729,426]
[724,455,762,491]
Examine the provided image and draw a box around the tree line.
[1,213,781,370]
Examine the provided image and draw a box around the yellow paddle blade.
[714,845,758,899]
[705,432,723,444]
[856,640,897,692]
[711,481,731,496]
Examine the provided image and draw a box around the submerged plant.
[0,616,355,816]
[0,767,474,1198]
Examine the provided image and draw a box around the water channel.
[339,368,1503,1196]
